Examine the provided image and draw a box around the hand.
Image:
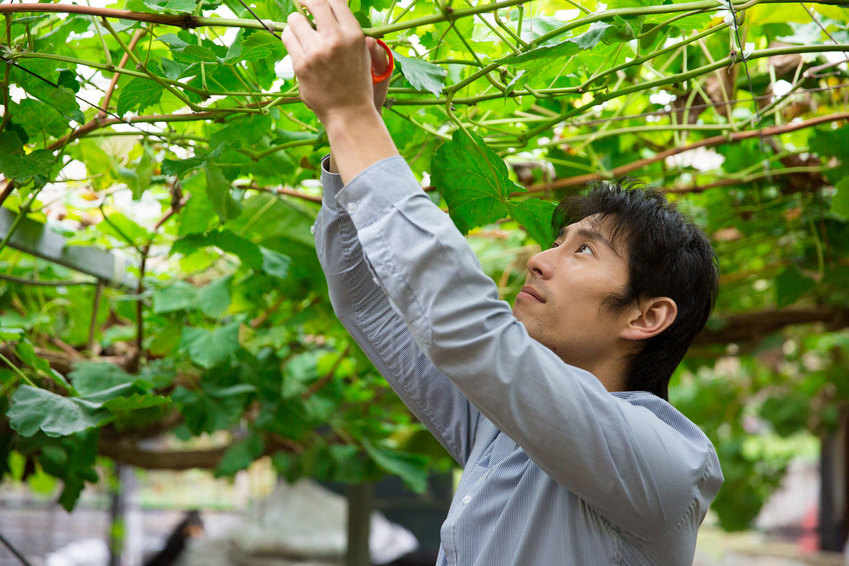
[282,0,399,183]
[281,0,377,124]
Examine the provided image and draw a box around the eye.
[550,240,561,249]
[577,244,593,255]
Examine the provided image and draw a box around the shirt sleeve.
[313,156,482,467]
[332,155,720,540]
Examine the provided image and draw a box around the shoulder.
[613,391,712,446]
[615,390,723,494]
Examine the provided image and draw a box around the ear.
[620,297,677,342]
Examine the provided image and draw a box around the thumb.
[366,37,389,74]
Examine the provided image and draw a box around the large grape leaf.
[507,199,558,248]
[238,32,287,62]
[181,322,242,368]
[432,130,521,234]
[117,78,165,116]
[8,386,109,438]
[69,362,138,396]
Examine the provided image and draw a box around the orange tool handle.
[371,39,394,84]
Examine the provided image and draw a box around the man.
[282,2,723,564]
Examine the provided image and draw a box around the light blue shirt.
[313,155,723,565]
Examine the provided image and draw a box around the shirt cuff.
[320,154,345,212]
[335,156,422,227]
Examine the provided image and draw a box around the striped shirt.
[314,156,723,565]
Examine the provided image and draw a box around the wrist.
[324,106,399,185]
[323,104,382,134]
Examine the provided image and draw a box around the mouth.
[518,285,545,303]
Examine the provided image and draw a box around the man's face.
[512,214,635,373]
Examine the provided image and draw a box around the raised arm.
[314,159,482,466]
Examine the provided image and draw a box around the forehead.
[559,214,627,258]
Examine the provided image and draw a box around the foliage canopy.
[0,0,847,531]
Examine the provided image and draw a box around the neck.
[566,351,629,394]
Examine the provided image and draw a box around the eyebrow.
[558,226,622,258]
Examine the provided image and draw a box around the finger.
[280,27,301,59]
[303,0,341,34]
[286,12,318,49]
[366,37,388,74]
[326,0,361,30]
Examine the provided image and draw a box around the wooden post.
[346,483,372,566]
[819,407,848,551]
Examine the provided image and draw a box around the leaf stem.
[99,28,147,119]
[0,351,36,389]
[1,14,12,133]
[89,13,113,69]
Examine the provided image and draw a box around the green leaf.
[775,264,816,308]
[392,50,447,96]
[153,0,197,12]
[126,143,156,200]
[153,281,200,313]
[41,431,100,511]
[8,386,108,438]
[809,126,849,159]
[124,0,195,14]
[103,393,170,413]
[831,177,849,219]
[69,362,137,396]
[507,198,557,247]
[214,433,264,476]
[260,247,291,279]
[605,0,652,7]
[162,155,207,176]
[117,78,165,116]
[238,32,287,62]
[16,340,50,373]
[15,99,68,138]
[500,21,612,69]
[174,230,263,269]
[206,163,242,221]
[102,393,171,424]
[181,322,241,368]
[256,400,312,440]
[173,384,249,434]
[0,132,54,184]
[0,328,25,340]
[156,33,190,49]
[183,44,221,62]
[432,130,523,234]
[363,440,428,493]
[197,276,232,318]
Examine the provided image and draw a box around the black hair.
[552,179,718,401]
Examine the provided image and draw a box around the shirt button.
[346,202,357,215]
[461,495,471,504]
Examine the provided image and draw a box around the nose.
[526,247,554,279]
